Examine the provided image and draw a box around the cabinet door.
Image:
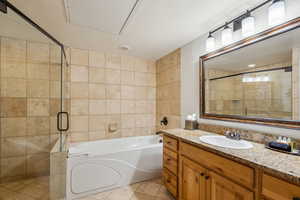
[262,173,300,200]
[209,172,254,200]
[180,157,206,200]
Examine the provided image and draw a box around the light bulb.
[221,25,233,46]
[242,13,255,37]
[206,34,215,52]
[269,0,286,26]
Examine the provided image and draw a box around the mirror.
[200,18,300,128]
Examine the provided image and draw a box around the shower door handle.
[57,112,69,132]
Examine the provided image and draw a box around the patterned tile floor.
[0,177,174,200]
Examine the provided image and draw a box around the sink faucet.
[225,130,241,140]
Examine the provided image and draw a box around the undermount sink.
[199,135,253,149]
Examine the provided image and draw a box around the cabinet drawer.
[163,153,178,175]
[181,142,254,188]
[164,146,178,160]
[262,173,300,200]
[163,168,177,197]
[163,135,178,152]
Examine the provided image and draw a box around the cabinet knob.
[200,173,204,176]
[166,179,171,183]
[205,176,210,180]
[166,158,171,162]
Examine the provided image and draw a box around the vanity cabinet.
[262,173,300,200]
[163,135,179,198]
[180,152,253,200]
[180,156,207,200]
[209,171,254,200]
[163,134,300,200]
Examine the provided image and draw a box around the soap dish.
[265,144,300,156]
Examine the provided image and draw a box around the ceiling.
[5,0,264,60]
[205,28,300,72]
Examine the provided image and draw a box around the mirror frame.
[200,17,300,129]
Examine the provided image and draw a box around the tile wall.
[206,62,293,119]
[156,49,181,130]
[68,48,157,142]
[0,37,64,182]
[292,48,300,120]
[0,36,157,182]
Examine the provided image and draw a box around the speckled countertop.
[162,128,300,186]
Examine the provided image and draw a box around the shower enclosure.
[0,1,69,199]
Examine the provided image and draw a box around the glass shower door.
[0,1,69,199]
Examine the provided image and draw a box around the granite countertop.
[162,128,300,186]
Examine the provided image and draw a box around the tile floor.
[0,176,174,200]
[0,176,49,200]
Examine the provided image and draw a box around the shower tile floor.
[0,177,174,200]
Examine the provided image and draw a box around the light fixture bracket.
[0,0,7,14]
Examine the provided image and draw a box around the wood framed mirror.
[200,17,300,129]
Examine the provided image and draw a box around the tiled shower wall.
[156,49,181,130]
[68,48,157,142]
[292,48,300,120]
[0,36,157,182]
[0,37,63,182]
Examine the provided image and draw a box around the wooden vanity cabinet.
[208,171,254,200]
[180,156,207,200]
[262,173,300,200]
[180,156,254,200]
[163,135,179,198]
[163,134,300,200]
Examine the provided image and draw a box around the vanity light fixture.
[269,0,286,26]
[206,32,216,52]
[242,10,255,37]
[221,23,233,46]
[204,0,288,50]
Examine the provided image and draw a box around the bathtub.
[66,135,163,199]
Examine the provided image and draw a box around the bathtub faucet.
[160,117,168,126]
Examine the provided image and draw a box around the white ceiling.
[6,0,264,60]
[64,0,139,34]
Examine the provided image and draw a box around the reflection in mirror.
[204,27,300,122]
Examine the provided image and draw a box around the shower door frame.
[3,0,70,146]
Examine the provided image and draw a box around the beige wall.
[68,48,157,143]
[0,37,63,182]
[156,49,181,130]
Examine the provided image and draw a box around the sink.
[199,135,253,149]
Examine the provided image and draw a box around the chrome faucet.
[225,130,241,140]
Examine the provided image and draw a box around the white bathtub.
[66,135,163,199]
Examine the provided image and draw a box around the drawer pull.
[167,158,171,162]
[167,141,172,144]
[293,198,300,200]
[205,176,210,180]
[200,173,204,176]
[166,179,171,183]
